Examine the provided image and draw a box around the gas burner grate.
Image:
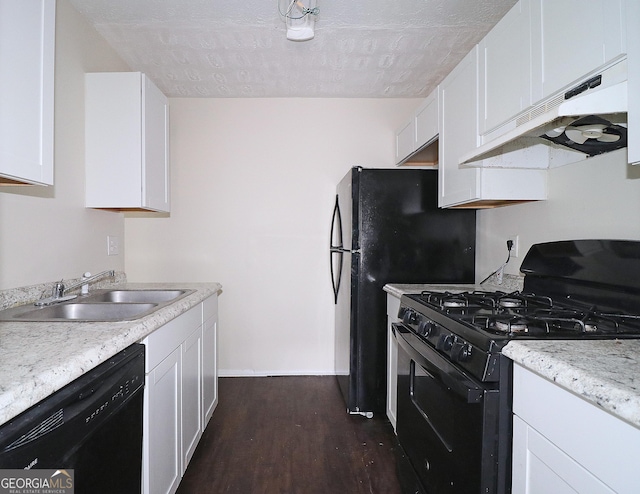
[418,290,554,312]
[472,307,640,336]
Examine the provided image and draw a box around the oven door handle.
[393,323,484,404]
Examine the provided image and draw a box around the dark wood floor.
[177,376,403,494]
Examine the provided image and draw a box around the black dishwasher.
[0,343,145,493]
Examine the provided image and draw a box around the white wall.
[0,0,129,289]
[124,98,421,375]
[126,99,640,376]
[477,150,640,281]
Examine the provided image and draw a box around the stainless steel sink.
[83,289,187,304]
[0,288,194,322]
[9,303,158,322]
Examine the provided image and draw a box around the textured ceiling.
[67,0,517,98]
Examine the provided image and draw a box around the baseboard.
[219,369,336,377]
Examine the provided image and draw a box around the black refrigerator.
[330,167,476,416]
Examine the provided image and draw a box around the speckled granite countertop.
[384,279,640,429]
[0,280,221,425]
[383,274,525,299]
[503,340,640,429]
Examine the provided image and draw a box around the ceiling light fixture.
[279,0,319,41]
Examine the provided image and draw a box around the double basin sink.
[0,289,193,322]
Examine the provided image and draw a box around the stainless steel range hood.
[461,59,628,166]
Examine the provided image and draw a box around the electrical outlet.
[508,235,520,258]
[107,235,120,256]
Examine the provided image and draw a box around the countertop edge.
[383,275,524,299]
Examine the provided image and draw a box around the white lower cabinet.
[181,326,203,469]
[202,295,219,426]
[512,363,640,494]
[142,294,218,494]
[386,293,401,432]
[145,346,182,494]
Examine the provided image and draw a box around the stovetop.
[396,240,640,382]
[398,289,640,383]
[407,289,640,338]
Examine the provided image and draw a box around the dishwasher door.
[0,344,145,493]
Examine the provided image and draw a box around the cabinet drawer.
[142,305,201,372]
[203,295,218,323]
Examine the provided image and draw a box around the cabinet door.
[144,347,182,494]
[531,0,625,104]
[85,72,144,208]
[202,296,218,426]
[0,0,55,185]
[512,416,614,494]
[85,72,170,212]
[415,90,438,149]
[628,0,640,165]
[182,326,202,470]
[143,76,170,211]
[385,294,401,432]
[438,48,480,207]
[512,364,640,494]
[479,0,531,135]
[395,119,415,165]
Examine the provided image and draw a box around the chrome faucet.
[35,270,115,306]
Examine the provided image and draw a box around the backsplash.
[0,272,127,311]
[480,273,524,292]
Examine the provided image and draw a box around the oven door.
[393,323,501,494]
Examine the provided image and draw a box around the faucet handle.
[52,281,65,298]
[81,272,91,295]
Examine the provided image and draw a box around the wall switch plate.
[107,235,120,256]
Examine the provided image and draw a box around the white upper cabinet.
[414,91,438,151]
[438,49,481,207]
[530,0,626,104]
[395,119,415,165]
[470,0,632,168]
[439,47,547,208]
[479,0,531,136]
[0,0,55,185]
[395,89,438,166]
[85,72,170,212]
[627,0,640,165]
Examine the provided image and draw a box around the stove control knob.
[452,342,473,362]
[437,333,455,351]
[402,310,417,325]
[418,320,436,337]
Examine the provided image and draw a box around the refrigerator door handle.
[330,195,344,304]
[330,250,343,304]
[330,194,343,250]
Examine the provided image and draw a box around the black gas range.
[393,239,640,494]
[399,285,640,384]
